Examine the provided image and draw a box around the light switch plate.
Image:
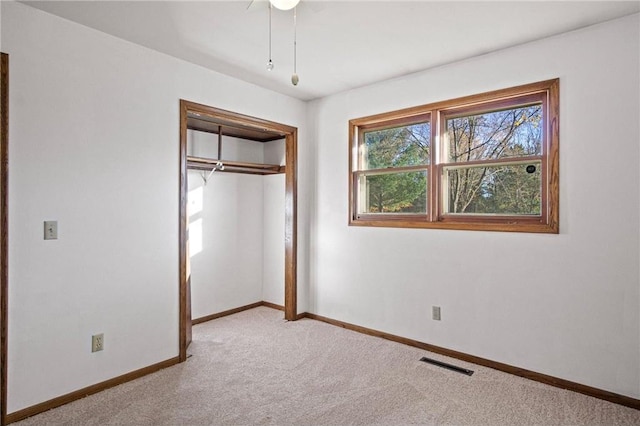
[44,221,58,240]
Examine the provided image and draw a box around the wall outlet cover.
[91,333,104,352]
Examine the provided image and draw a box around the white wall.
[262,140,286,306]
[187,170,264,319]
[187,130,265,321]
[2,1,307,413]
[187,130,268,164]
[263,174,285,305]
[308,14,640,399]
[263,138,286,166]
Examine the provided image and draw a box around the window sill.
[349,217,558,234]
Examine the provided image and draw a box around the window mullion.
[440,156,543,170]
[435,109,448,222]
[430,111,439,222]
[356,165,429,176]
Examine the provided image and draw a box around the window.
[349,79,559,233]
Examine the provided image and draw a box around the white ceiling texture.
[21,1,640,101]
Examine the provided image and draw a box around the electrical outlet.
[432,306,441,321]
[91,333,104,352]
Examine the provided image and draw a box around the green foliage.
[363,123,429,213]
[365,172,427,213]
[364,123,430,169]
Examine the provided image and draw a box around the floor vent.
[420,356,474,376]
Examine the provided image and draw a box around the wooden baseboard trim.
[192,302,264,325]
[261,301,284,312]
[8,302,280,423]
[13,305,634,424]
[6,356,180,424]
[261,302,307,320]
[303,312,640,410]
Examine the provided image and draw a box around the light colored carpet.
[14,306,640,425]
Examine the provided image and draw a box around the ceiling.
[21,1,640,101]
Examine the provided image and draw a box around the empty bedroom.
[1,1,639,424]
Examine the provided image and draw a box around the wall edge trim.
[6,357,180,424]
[1,51,9,426]
[11,305,636,424]
[302,312,640,410]
[7,302,289,423]
[192,301,265,324]
[261,301,285,312]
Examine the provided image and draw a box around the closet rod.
[187,156,285,175]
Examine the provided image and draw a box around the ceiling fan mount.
[247,0,320,13]
[269,0,300,10]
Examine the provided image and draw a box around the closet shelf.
[187,156,285,175]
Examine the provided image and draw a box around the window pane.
[444,162,541,215]
[362,122,430,169]
[447,104,542,163]
[358,171,427,214]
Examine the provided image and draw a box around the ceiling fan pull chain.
[267,2,274,71]
[291,6,299,86]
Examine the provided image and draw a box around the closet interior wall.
[186,129,285,320]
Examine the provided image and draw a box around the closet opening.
[178,100,297,362]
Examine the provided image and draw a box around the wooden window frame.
[348,79,559,233]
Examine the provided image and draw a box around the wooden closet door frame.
[178,100,298,362]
